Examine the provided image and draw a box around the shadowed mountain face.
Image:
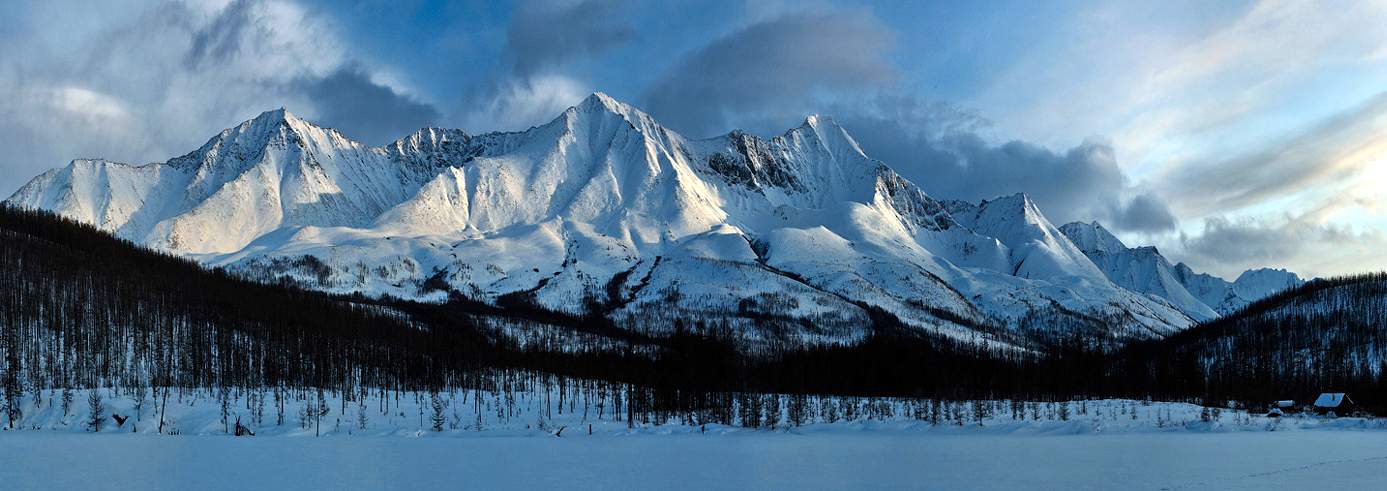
[9,93,1217,347]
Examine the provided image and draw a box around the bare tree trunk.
[158,388,168,434]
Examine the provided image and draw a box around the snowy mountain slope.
[1059,221,1303,319]
[1058,220,1128,255]
[1172,264,1305,316]
[8,108,446,254]
[1058,222,1216,321]
[1228,268,1306,306]
[7,93,1197,344]
[948,195,1107,284]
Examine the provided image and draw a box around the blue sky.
[1,0,1385,279]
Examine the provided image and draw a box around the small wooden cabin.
[1265,400,1294,417]
[1313,393,1354,416]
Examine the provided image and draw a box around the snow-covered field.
[4,389,1387,489]
[10,387,1382,438]
[5,429,1387,489]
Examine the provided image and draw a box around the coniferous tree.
[219,386,232,434]
[87,391,105,432]
[430,392,447,432]
[762,394,780,430]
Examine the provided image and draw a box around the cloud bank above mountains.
[1,0,1384,279]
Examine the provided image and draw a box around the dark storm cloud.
[184,0,259,69]
[1111,191,1179,233]
[506,0,635,76]
[640,9,1172,231]
[833,98,1177,232]
[643,11,895,137]
[451,0,637,131]
[292,66,441,145]
[186,0,445,145]
[920,136,1133,227]
[1175,214,1386,278]
[1180,217,1305,265]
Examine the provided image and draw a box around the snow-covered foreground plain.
[4,430,1387,490]
[6,390,1387,489]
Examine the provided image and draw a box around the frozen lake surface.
[4,430,1387,490]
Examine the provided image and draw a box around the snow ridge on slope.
[8,93,1197,345]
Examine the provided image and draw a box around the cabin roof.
[1314,393,1351,408]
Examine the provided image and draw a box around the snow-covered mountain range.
[1058,221,1303,320]
[5,93,1299,346]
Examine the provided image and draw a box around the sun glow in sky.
[1,0,1385,279]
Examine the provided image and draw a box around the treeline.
[5,203,1387,431]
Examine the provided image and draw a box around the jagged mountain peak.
[253,106,295,123]
[1232,268,1304,300]
[168,106,356,169]
[1234,267,1301,282]
[966,193,1041,218]
[787,113,868,161]
[1058,221,1128,254]
[983,192,1031,208]
[944,193,1109,284]
[972,193,1056,236]
[1057,222,1217,321]
[565,92,659,129]
[577,91,626,112]
[234,106,322,140]
[801,114,839,131]
[390,127,470,149]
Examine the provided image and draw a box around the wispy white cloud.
[963,0,1387,276]
[1176,210,1387,280]
[972,0,1387,178]
[1158,91,1387,217]
[460,74,591,132]
[0,0,440,194]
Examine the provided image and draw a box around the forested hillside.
[1113,274,1387,411]
[0,205,504,426]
